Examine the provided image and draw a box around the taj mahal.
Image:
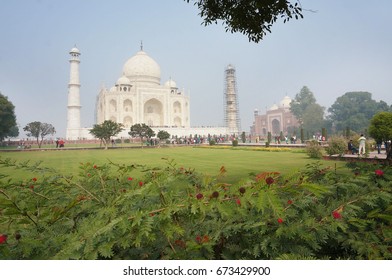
[66,44,298,141]
[66,45,232,140]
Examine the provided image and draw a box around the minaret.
[66,46,81,140]
[224,64,241,136]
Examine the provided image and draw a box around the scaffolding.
[224,64,241,136]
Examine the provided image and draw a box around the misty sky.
[1,0,391,137]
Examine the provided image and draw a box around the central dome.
[122,50,161,85]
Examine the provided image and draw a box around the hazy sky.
[1,0,391,137]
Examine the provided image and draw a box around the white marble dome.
[280,96,292,108]
[122,50,161,85]
[116,75,131,85]
[164,78,177,88]
[270,104,279,110]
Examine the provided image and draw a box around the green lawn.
[0,146,347,183]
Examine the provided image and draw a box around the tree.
[328,92,390,133]
[0,92,17,141]
[290,86,316,122]
[157,130,170,143]
[369,112,392,161]
[290,86,325,137]
[23,122,56,148]
[186,0,303,43]
[89,120,124,149]
[129,123,156,146]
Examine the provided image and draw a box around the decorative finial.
[140,40,143,51]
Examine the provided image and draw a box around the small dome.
[164,78,177,88]
[70,46,80,54]
[110,86,117,92]
[116,75,131,85]
[280,96,292,108]
[122,50,161,85]
[270,104,279,111]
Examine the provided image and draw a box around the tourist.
[358,134,366,155]
[348,140,358,154]
[376,138,382,154]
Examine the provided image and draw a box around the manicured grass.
[0,146,347,183]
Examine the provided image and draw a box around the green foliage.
[306,140,323,159]
[157,130,170,142]
[186,0,303,43]
[209,140,216,146]
[0,93,17,141]
[89,120,124,150]
[129,123,155,146]
[1,156,391,260]
[369,112,392,159]
[328,92,391,133]
[325,136,347,156]
[232,140,238,146]
[23,122,56,148]
[290,86,325,136]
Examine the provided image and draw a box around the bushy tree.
[186,0,303,43]
[290,86,325,136]
[157,130,170,143]
[129,123,155,146]
[23,122,55,148]
[89,120,124,149]
[328,92,390,133]
[0,92,17,141]
[369,112,392,161]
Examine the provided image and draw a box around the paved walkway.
[329,150,387,160]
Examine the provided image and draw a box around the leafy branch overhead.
[186,0,303,42]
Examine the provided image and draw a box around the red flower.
[375,169,384,177]
[195,235,202,243]
[32,177,37,182]
[93,165,97,169]
[265,177,274,185]
[175,239,186,248]
[239,187,246,194]
[29,185,34,190]
[211,191,219,198]
[138,181,143,187]
[196,193,203,200]
[332,211,342,219]
[127,177,133,181]
[287,200,293,205]
[236,199,241,206]
[149,213,155,217]
[277,218,283,224]
[0,234,7,244]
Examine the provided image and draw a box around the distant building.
[251,96,300,138]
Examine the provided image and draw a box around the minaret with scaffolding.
[224,64,241,136]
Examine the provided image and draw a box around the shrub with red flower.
[0,234,7,244]
[332,211,342,219]
[127,177,133,181]
[265,177,274,185]
[211,191,219,198]
[375,169,384,177]
[277,218,283,224]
